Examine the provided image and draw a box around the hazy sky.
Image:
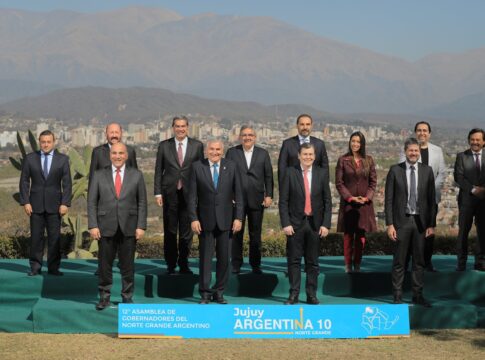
[2,0,484,60]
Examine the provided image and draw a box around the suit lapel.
[238,146,249,171]
[104,167,117,198]
[169,138,181,168]
[184,138,194,166]
[217,159,228,191]
[399,163,408,201]
[34,152,45,180]
[248,146,257,170]
[47,150,60,180]
[201,159,214,191]
[296,166,305,196]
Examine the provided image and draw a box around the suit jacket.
[385,162,436,229]
[399,142,446,203]
[279,165,332,230]
[188,158,244,232]
[19,150,72,214]
[454,148,485,206]
[89,143,138,185]
[87,167,147,237]
[154,137,204,199]
[225,145,273,210]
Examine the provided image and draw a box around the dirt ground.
[1,329,485,359]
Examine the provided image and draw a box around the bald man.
[88,142,147,310]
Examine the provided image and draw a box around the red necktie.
[177,142,183,190]
[115,169,122,198]
[303,169,312,215]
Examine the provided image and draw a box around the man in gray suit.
[386,138,436,307]
[400,121,446,272]
[454,128,485,271]
[188,139,244,304]
[88,142,147,310]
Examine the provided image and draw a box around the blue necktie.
[43,153,49,178]
[213,163,219,188]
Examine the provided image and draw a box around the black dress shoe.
[474,264,485,271]
[393,295,403,304]
[199,298,210,304]
[122,298,134,304]
[167,268,176,275]
[456,266,466,272]
[412,296,432,308]
[252,267,263,275]
[284,296,299,305]
[28,270,41,276]
[306,296,320,305]
[179,267,194,275]
[48,270,64,276]
[95,298,111,311]
[212,294,228,304]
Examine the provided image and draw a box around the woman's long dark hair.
[346,131,370,175]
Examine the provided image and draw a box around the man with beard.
[278,114,328,186]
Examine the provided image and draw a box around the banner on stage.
[118,303,409,339]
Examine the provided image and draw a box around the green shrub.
[0,232,468,259]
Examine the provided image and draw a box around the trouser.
[198,227,231,299]
[231,206,264,270]
[98,227,136,301]
[456,200,485,268]
[392,215,425,297]
[29,212,61,272]
[163,189,193,270]
[286,217,320,298]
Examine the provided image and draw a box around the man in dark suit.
[279,143,332,305]
[89,122,138,185]
[89,122,137,276]
[154,116,204,275]
[400,121,446,272]
[20,130,72,276]
[188,140,244,304]
[278,113,329,185]
[454,128,485,271]
[226,125,273,274]
[385,138,436,307]
[88,142,147,310]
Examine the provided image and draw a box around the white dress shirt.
[243,146,254,169]
[299,135,310,144]
[112,164,126,183]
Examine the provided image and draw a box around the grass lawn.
[2,330,485,359]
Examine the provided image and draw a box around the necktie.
[408,165,417,214]
[475,153,481,175]
[115,169,122,198]
[303,169,312,215]
[43,153,49,178]
[213,163,219,189]
[177,142,183,190]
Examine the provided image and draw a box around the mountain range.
[1,6,485,120]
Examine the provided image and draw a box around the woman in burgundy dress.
[335,131,377,273]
